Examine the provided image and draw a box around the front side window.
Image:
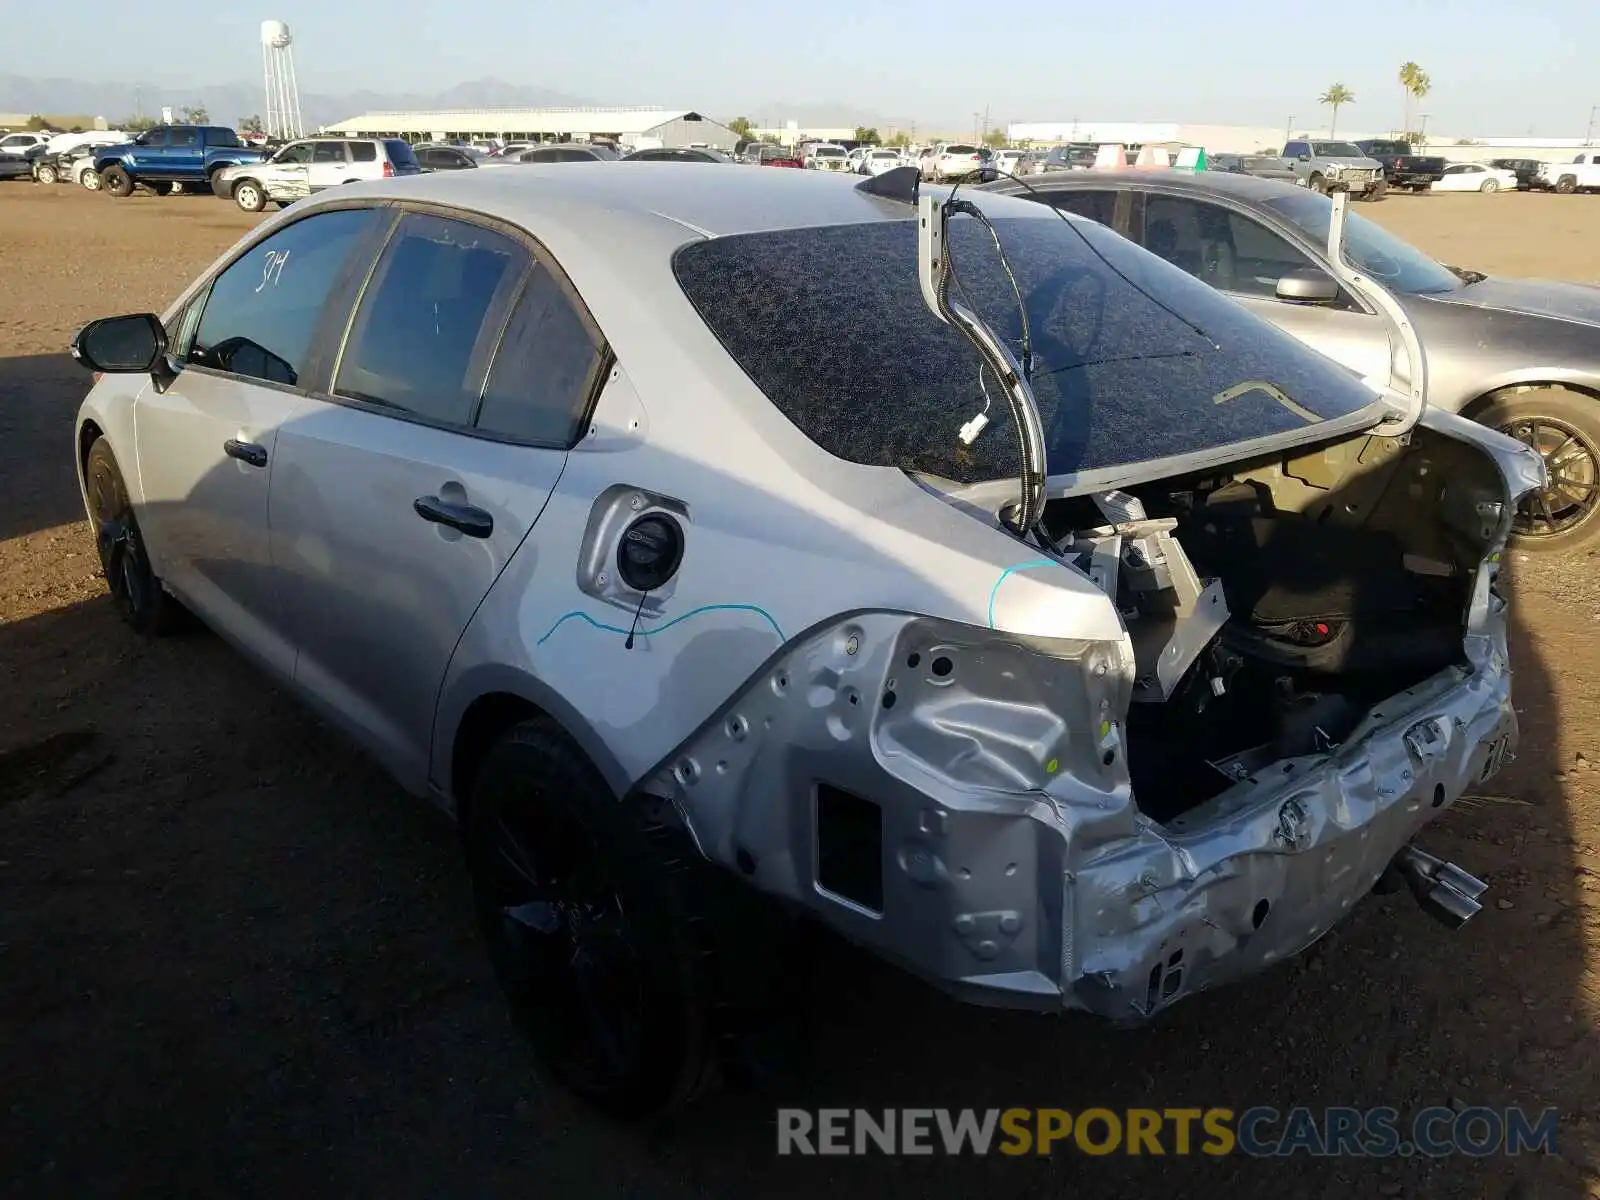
[334,213,529,425]
[1142,196,1317,300]
[1261,191,1463,295]
[474,263,606,445]
[275,143,313,165]
[138,128,170,148]
[190,208,385,386]
[1283,141,1308,158]
[169,128,198,148]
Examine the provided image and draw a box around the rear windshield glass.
[673,212,1381,484]
[383,140,418,167]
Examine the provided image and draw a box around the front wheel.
[1480,179,1499,194]
[101,166,133,197]
[232,180,266,212]
[1308,173,1327,194]
[84,437,185,634]
[80,166,101,190]
[1556,175,1578,194]
[1476,387,1600,553]
[465,719,719,1118]
[36,163,57,185]
[1361,179,1387,202]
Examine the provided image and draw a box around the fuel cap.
[616,513,684,592]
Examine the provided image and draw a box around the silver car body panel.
[73,165,1542,1019]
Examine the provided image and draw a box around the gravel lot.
[3,183,1599,1199]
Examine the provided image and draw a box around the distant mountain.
[0,74,592,129]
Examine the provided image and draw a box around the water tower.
[261,19,305,140]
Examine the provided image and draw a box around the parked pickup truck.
[1280,138,1387,199]
[1353,139,1448,191]
[93,125,266,198]
[1535,151,1600,194]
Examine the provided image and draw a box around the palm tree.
[1320,83,1355,135]
[1398,62,1431,134]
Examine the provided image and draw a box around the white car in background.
[43,130,128,157]
[858,147,906,176]
[991,148,1032,178]
[1433,162,1517,193]
[0,130,51,155]
[804,143,850,171]
[921,143,995,183]
[212,136,422,211]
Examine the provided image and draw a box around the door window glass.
[1143,196,1317,299]
[350,141,377,162]
[169,128,198,148]
[275,143,313,165]
[1046,190,1115,226]
[334,213,529,425]
[313,141,347,163]
[474,263,606,445]
[189,208,384,386]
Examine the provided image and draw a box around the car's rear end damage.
[641,409,1538,1018]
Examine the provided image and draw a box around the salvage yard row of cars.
[61,134,1600,1117]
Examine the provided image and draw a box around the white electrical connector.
[958,412,990,444]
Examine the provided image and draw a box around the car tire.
[1475,387,1600,554]
[233,180,267,212]
[1480,179,1499,194]
[83,437,185,635]
[80,167,100,190]
[101,166,133,197]
[1308,172,1327,194]
[36,163,57,185]
[1556,175,1578,195]
[1361,179,1387,202]
[465,717,720,1118]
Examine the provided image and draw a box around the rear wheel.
[1476,387,1600,553]
[84,437,185,634]
[465,719,719,1118]
[1480,178,1499,193]
[79,166,100,190]
[101,166,133,197]
[233,179,266,212]
[36,162,57,185]
[1556,175,1578,194]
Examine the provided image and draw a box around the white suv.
[211,137,422,211]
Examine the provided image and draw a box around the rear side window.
[169,128,198,148]
[1045,190,1115,226]
[350,141,377,162]
[475,264,606,445]
[334,213,529,425]
[384,140,418,168]
[190,208,384,386]
[313,142,346,163]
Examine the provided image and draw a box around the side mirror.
[1275,268,1340,304]
[71,313,168,373]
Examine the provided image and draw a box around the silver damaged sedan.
[71,164,1542,1116]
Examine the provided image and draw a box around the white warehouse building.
[319,106,740,150]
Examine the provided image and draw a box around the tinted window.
[208,129,244,149]
[1044,190,1115,226]
[1143,196,1316,299]
[275,143,312,164]
[1361,141,1407,156]
[335,214,529,425]
[350,141,377,162]
[1283,141,1307,158]
[673,213,1381,484]
[475,264,605,444]
[169,128,198,148]
[1260,191,1464,296]
[190,208,383,386]
[313,141,346,163]
[1311,142,1363,157]
[384,140,419,168]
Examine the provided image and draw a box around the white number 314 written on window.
[256,248,291,293]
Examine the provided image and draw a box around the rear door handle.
[414,495,493,538]
[224,439,268,468]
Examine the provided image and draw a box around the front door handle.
[414,495,493,538]
[224,439,268,468]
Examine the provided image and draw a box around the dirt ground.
[3,183,1600,1199]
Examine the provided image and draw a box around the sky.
[16,0,1599,137]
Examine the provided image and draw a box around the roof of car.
[983,168,1305,204]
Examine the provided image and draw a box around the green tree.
[238,114,264,136]
[25,114,49,131]
[122,115,158,133]
[1319,83,1355,135]
[854,126,880,144]
[983,129,1007,149]
[885,130,912,148]
[1397,62,1431,135]
[728,116,754,138]
[178,104,209,125]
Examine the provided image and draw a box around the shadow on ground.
[0,353,93,543]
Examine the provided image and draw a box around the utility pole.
[1418,112,1430,144]
[982,104,990,143]
[1284,114,1293,146]
[1587,105,1598,146]
[972,111,980,143]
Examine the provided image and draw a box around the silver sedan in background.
[984,169,1600,551]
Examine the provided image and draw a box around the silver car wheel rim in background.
[1504,416,1600,538]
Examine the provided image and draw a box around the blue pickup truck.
[94,125,267,197]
